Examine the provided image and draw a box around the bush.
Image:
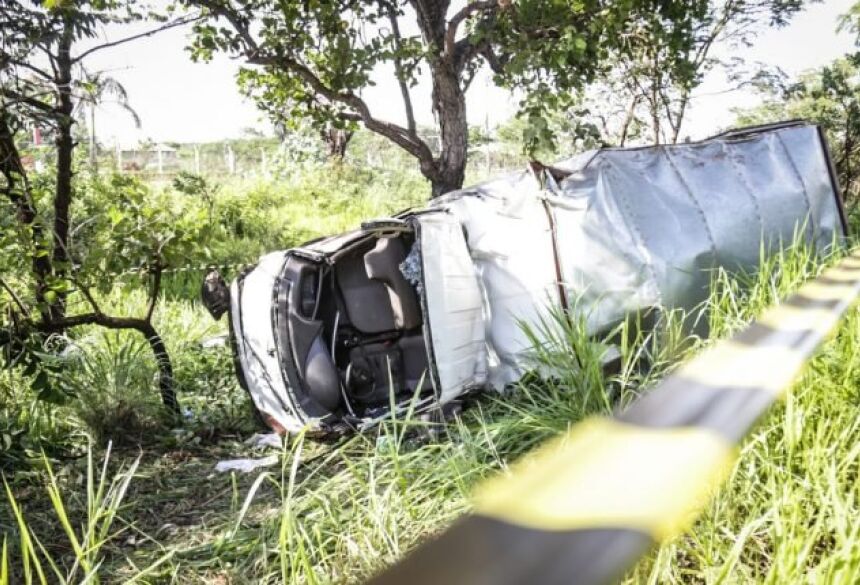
[203,161,427,268]
[55,331,165,445]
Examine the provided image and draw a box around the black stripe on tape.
[733,321,820,350]
[618,377,777,443]
[367,516,652,585]
[785,294,845,311]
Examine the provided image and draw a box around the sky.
[83,0,859,147]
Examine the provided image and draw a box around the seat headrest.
[364,238,422,330]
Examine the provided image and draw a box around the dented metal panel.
[436,121,845,390]
[418,212,488,401]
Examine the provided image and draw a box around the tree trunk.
[670,94,687,145]
[321,127,353,159]
[89,103,98,172]
[411,0,469,198]
[428,62,468,197]
[618,96,639,147]
[52,20,75,324]
[649,82,661,146]
[649,51,662,145]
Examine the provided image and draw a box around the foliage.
[0,367,83,471]
[186,0,710,193]
[567,0,805,147]
[735,56,860,203]
[198,160,428,266]
[495,108,603,160]
[838,0,860,43]
[491,0,703,151]
[74,173,211,291]
[1,0,202,418]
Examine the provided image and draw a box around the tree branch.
[2,57,53,81]
[387,4,417,137]
[619,94,641,146]
[462,65,479,92]
[0,276,30,318]
[146,263,162,322]
[201,0,435,163]
[445,1,497,62]
[72,277,103,316]
[0,87,56,115]
[72,14,203,63]
[278,52,432,159]
[477,42,506,75]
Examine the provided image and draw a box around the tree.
[186,0,708,196]
[321,125,354,160]
[77,70,141,171]
[735,57,860,203]
[0,1,199,412]
[580,0,803,146]
[495,107,602,160]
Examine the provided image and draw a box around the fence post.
[225,144,236,174]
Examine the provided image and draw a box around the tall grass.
[166,239,856,585]
[55,334,164,445]
[201,162,428,269]
[4,230,860,584]
[1,445,156,585]
[617,241,860,583]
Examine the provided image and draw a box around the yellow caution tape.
[474,418,734,540]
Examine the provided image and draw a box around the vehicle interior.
[286,231,434,420]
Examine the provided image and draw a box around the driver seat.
[364,237,421,330]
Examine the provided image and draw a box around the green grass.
[3,166,860,583]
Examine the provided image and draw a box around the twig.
[0,275,30,317]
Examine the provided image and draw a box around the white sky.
[84,0,858,147]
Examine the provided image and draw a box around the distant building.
[19,123,51,172]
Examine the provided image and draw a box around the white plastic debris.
[214,455,279,474]
[245,432,282,449]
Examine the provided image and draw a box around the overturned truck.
[218,121,847,435]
